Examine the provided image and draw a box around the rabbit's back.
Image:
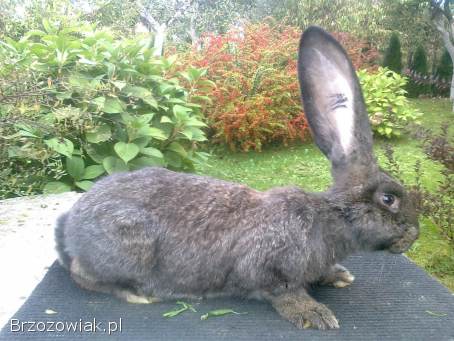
[59,167,309,298]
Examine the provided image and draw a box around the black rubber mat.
[2,252,454,340]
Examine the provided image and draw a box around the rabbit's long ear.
[298,27,377,184]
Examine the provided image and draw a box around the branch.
[139,11,161,32]
[166,0,194,26]
[430,1,454,55]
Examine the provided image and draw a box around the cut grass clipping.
[200,309,247,320]
[162,301,197,318]
[162,302,246,320]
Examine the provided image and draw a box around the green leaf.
[167,142,187,157]
[75,181,94,191]
[143,97,158,109]
[197,79,216,89]
[43,181,71,194]
[132,137,151,150]
[140,127,168,140]
[180,127,193,139]
[138,113,155,124]
[141,147,163,158]
[103,97,124,113]
[160,116,174,124]
[162,302,197,318]
[44,138,74,158]
[182,127,207,141]
[42,19,53,33]
[102,156,128,174]
[85,124,111,144]
[56,91,73,100]
[91,97,106,108]
[82,165,105,179]
[122,85,151,99]
[114,142,140,163]
[200,309,246,320]
[85,143,112,164]
[112,80,127,90]
[164,151,182,168]
[66,156,85,180]
[173,105,192,122]
[191,95,212,104]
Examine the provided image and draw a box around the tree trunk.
[451,66,454,111]
[153,24,167,57]
[431,3,454,110]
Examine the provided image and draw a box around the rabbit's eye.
[381,194,395,206]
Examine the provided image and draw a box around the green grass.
[196,98,454,291]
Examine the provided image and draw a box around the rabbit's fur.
[55,27,419,330]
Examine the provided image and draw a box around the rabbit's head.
[298,27,419,254]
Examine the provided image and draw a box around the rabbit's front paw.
[272,290,339,330]
[320,264,355,288]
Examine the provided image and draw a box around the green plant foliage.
[0,21,210,198]
[382,32,402,74]
[407,45,431,98]
[358,67,422,138]
[433,49,453,97]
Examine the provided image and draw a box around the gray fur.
[55,26,419,330]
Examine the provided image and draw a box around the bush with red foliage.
[178,23,379,151]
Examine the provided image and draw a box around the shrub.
[406,45,431,97]
[178,23,379,152]
[0,22,211,198]
[433,49,453,97]
[331,32,379,72]
[358,67,422,138]
[382,32,402,74]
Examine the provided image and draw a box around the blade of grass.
[162,301,197,318]
[200,309,247,320]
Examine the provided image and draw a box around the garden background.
[0,0,453,290]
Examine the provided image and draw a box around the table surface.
[1,252,454,341]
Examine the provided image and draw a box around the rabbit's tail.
[55,213,72,270]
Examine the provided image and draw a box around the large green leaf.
[180,127,207,141]
[167,142,187,157]
[91,96,106,108]
[141,147,164,159]
[139,127,168,140]
[75,180,94,191]
[122,85,151,99]
[173,105,192,122]
[44,138,74,158]
[114,142,140,163]
[103,97,124,113]
[164,151,182,168]
[102,156,128,174]
[82,165,105,179]
[43,181,71,194]
[66,156,85,180]
[85,143,111,164]
[132,137,151,150]
[85,124,111,144]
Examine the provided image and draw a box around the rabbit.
[54,26,419,330]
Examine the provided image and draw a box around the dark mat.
[2,252,454,341]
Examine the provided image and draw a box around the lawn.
[196,98,454,291]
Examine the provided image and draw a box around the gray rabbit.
[55,27,419,330]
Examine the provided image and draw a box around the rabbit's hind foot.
[69,258,160,304]
[270,288,339,330]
